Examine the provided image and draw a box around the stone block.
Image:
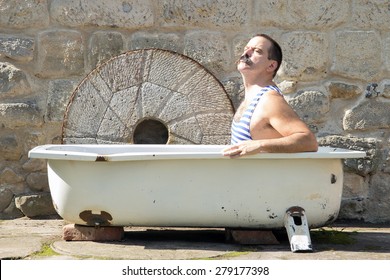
[365,173,390,223]
[0,0,49,29]
[289,0,349,29]
[35,30,84,78]
[63,224,124,241]
[88,31,124,70]
[343,99,390,131]
[0,198,24,219]
[0,188,14,212]
[0,134,20,161]
[352,0,390,30]
[288,90,330,124]
[158,0,249,29]
[328,82,361,99]
[254,0,294,27]
[232,34,250,62]
[0,102,41,128]
[383,148,390,174]
[382,80,390,99]
[255,0,348,29]
[46,80,78,122]
[50,0,153,29]
[129,32,182,53]
[226,229,280,245]
[15,193,57,218]
[184,31,231,74]
[26,172,49,192]
[333,31,381,80]
[278,80,297,95]
[279,32,329,81]
[0,35,34,62]
[385,37,390,73]
[22,158,46,173]
[0,167,24,184]
[318,135,380,176]
[343,172,368,198]
[338,198,366,220]
[0,62,30,97]
[221,77,244,111]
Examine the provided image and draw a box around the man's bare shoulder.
[265,87,284,97]
[259,89,300,119]
[261,88,289,106]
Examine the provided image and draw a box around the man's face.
[237,36,274,75]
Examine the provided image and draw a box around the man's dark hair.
[256,34,283,77]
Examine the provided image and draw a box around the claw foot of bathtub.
[284,206,313,253]
[62,224,124,241]
[225,228,280,245]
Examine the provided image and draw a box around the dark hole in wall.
[133,119,169,144]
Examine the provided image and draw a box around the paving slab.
[1,218,390,260]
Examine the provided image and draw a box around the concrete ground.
[1,217,390,260]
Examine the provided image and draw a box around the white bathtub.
[29,144,365,230]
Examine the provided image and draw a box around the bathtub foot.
[284,206,313,252]
[225,229,280,245]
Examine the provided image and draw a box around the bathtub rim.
[29,144,366,162]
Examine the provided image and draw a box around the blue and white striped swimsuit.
[231,85,281,145]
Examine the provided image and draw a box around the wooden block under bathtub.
[225,229,280,245]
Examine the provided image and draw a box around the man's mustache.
[236,54,253,66]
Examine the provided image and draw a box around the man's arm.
[223,91,318,157]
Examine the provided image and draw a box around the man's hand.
[222,141,262,158]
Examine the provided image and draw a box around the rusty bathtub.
[29,144,365,250]
[29,144,365,227]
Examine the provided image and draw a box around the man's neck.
[243,78,275,100]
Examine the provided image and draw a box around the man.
[223,34,318,158]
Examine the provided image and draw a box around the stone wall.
[0,0,389,223]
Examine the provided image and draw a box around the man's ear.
[267,60,278,72]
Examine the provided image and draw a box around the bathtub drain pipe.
[284,206,313,252]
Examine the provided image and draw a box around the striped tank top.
[231,85,281,145]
